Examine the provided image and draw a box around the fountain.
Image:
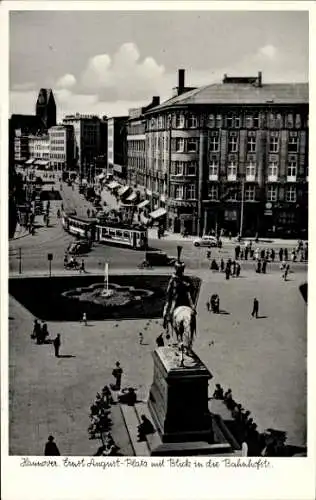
[101,262,113,298]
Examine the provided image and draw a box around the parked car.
[193,235,218,247]
[67,239,91,255]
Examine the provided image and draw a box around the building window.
[187,138,198,153]
[175,162,184,175]
[227,188,238,201]
[268,162,278,180]
[228,135,238,153]
[269,136,279,153]
[187,184,196,199]
[245,185,256,201]
[188,114,197,128]
[267,185,278,202]
[295,114,301,128]
[287,160,297,178]
[208,114,215,128]
[287,114,294,128]
[158,116,163,128]
[286,186,296,202]
[209,136,219,152]
[226,115,233,128]
[216,115,222,128]
[246,162,256,179]
[187,162,196,176]
[175,114,185,129]
[175,185,184,200]
[234,116,241,128]
[245,115,253,128]
[227,161,237,179]
[253,113,260,128]
[288,136,298,153]
[275,113,283,128]
[208,185,218,200]
[269,113,275,128]
[175,138,184,152]
[247,136,256,153]
[209,161,219,179]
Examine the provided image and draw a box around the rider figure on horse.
[162,246,196,332]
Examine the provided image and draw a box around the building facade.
[28,133,50,164]
[48,125,75,172]
[62,113,101,181]
[135,70,308,237]
[107,116,128,181]
[14,130,30,164]
[36,89,57,130]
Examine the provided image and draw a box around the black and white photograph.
[3,3,313,499]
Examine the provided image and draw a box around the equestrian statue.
[162,246,197,356]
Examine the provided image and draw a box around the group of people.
[223,258,241,279]
[64,254,86,272]
[212,384,284,456]
[31,319,62,357]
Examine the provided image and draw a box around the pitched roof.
[147,82,309,113]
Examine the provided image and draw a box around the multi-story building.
[28,133,50,167]
[36,89,56,130]
[107,116,128,182]
[62,113,101,181]
[127,97,160,197]
[48,125,75,172]
[14,130,30,164]
[137,70,308,237]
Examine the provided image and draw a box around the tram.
[62,213,96,240]
[95,222,148,250]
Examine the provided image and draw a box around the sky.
[9,10,309,121]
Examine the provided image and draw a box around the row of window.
[129,157,146,169]
[207,185,297,203]
[209,134,299,153]
[208,161,302,179]
[127,124,146,135]
[148,113,307,131]
[128,140,146,152]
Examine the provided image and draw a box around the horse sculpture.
[172,305,196,356]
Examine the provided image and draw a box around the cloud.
[258,44,277,59]
[80,42,166,101]
[56,73,76,89]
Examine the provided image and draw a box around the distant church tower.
[36,89,56,129]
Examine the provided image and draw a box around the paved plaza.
[9,265,306,456]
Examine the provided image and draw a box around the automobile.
[193,235,218,247]
[67,239,91,255]
[138,250,177,268]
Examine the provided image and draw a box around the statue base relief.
[148,347,214,444]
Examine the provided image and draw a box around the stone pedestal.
[148,347,214,443]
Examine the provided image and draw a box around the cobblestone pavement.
[9,266,307,455]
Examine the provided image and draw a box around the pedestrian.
[225,266,230,280]
[262,258,267,274]
[213,384,224,400]
[139,332,144,345]
[232,260,236,277]
[244,246,249,261]
[251,298,259,319]
[206,301,210,312]
[235,245,240,260]
[31,319,41,341]
[112,361,123,390]
[228,231,232,241]
[284,248,288,261]
[53,334,61,357]
[271,249,275,262]
[256,259,262,274]
[279,248,283,262]
[61,203,64,211]
[284,264,290,281]
[220,258,225,272]
[80,259,85,273]
[236,262,241,277]
[156,333,164,347]
[82,312,87,326]
[291,249,296,262]
[240,248,244,260]
[41,322,49,343]
[254,248,260,261]
[87,208,90,218]
[44,435,60,456]
[260,249,265,260]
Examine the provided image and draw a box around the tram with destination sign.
[62,213,96,240]
[95,221,148,250]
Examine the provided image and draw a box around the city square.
[7,8,309,465]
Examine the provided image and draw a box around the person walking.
[262,258,267,274]
[112,361,123,390]
[156,333,164,347]
[270,249,275,262]
[206,301,210,312]
[236,262,241,277]
[244,246,249,261]
[220,258,225,272]
[87,208,90,218]
[80,259,85,273]
[251,298,259,319]
[279,248,283,262]
[284,248,288,261]
[44,435,60,456]
[53,334,61,357]
[284,263,290,281]
[82,312,87,326]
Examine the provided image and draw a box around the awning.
[34,160,49,167]
[118,185,130,197]
[25,159,35,165]
[137,200,149,209]
[126,192,137,202]
[108,181,120,190]
[149,207,167,219]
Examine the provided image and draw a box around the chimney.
[178,69,185,90]
[152,96,160,107]
[258,71,262,87]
